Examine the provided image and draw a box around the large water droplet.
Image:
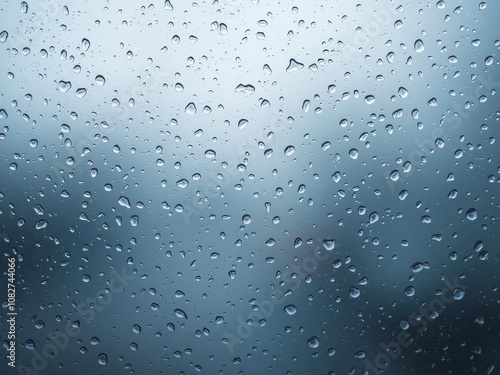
[307,336,320,348]
[97,353,108,365]
[414,39,425,53]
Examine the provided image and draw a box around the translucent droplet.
[452,288,465,300]
[364,95,375,105]
[0,30,8,43]
[174,308,188,319]
[35,220,48,230]
[76,88,87,98]
[238,119,249,129]
[307,336,319,348]
[466,208,477,221]
[176,179,189,188]
[132,324,141,333]
[82,38,91,51]
[185,102,197,115]
[97,353,108,365]
[284,305,297,315]
[118,196,131,208]
[20,1,28,13]
[322,239,335,251]
[286,58,304,72]
[58,81,72,93]
[404,286,415,297]
[130,215,139,226]
[95,75,105,86]
[349,287,360,298]
[369,212,379,224]
[164,0,173,10]
[349,148,359,159]
[284,145,295,156]
[205,149,216,158]
[414,39,425,53]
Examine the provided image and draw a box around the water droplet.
[364,95,375,105]
[35,220,48,230]
[466,208,477,221]
[132,324,141,333]
[174,308,188,319]
[58,81,72,93]
[307,336,319,348]
[369,212,379,224]
[349,287,360,298]
[0,31,8,43]
[414,39,425,53]
[118,196,131,208]
[205,149,216,158]
[322,239,335,251]
[286,58,304,72]
[164,0,173,10]
[453,288,465,300]
[284,305,297,315]
[95,75,105,86]
[76,88,87,98]
[355,351,366,359]
[238,119,249,129]
[97,353,108,365]
[349,148,359,159]
[284,145,295,156]
[82,38,90,51]
[404,286,415,297]
[176,179,189,188]
[185,102,197,115]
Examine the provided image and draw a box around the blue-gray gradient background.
[0,0,499,374]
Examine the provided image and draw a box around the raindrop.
[174,308,188,319]
[58,81,72,93]
[284,145,295,156]
[466,208,477,221]
[322,239,335,251]
[0,31,8,43]
[97,353,108,365]
[185,102,197,115]
[414,39,425,53]
[307,336,320,348]
[20,2,28,13]
[82,38,91,51]
[95,75,106,86]
[286,58,304,72]
[118,196,131,208]
[284,305,297,315]
[205,149,216,158]
[453,288,465,300]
